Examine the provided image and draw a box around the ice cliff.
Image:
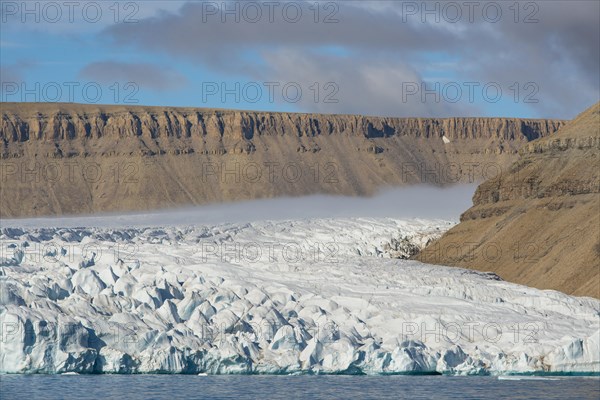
[1,218,598,374]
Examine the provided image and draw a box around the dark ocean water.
[1,375,599,400]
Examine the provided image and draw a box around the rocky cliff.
[416,103,600,298]
[1,102,565,217]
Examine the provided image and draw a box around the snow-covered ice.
[1,217,598,375]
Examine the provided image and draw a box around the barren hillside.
[1,102,565,217]
[417,103,600,298]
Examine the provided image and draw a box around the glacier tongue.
[0,217,598,375]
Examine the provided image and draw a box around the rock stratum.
[0,102,565,218]
[417,103,600,298]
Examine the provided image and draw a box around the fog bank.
[1,185,477,228]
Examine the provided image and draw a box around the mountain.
[0,102,564,218]
[416,103,600,298]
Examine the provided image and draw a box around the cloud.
[89,1,600,117]
[254,49,480,117]
[0,61,37,98]
[441,1,600,117]
[0,1,186,34]
[0,65,22,83]
[104,2,455,60]
[79,61,187,91]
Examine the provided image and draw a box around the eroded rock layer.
[1,103,565,217]
[417,103,600,298]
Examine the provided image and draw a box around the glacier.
[0,217,598,375]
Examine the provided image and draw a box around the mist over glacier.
[1,184,477,228]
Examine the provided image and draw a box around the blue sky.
[1,1,598,118]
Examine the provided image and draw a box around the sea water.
[1,375,598,400]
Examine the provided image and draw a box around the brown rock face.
[416,103,600,298]
[1,102,565,218]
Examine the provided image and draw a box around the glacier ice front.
[1,218,598,375]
